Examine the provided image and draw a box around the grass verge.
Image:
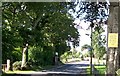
[87,65,106,76]
[5,70,35,74]
[4,64,62,74]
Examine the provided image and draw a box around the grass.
[3,65,54,74]
[94,65,106,74]
[31,65,53,71]
[87,65,106,75]
[3,64,62,74]
[5,70,35,74]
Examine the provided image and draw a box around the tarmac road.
[3,61,90,76]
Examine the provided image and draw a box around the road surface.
[48,61,90,74]
[3,61,90,76]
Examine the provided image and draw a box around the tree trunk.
[119,3,120,69]
[106,2,120,75]
[21,43,28,68]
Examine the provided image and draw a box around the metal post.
[55,52,58,65]
[90,22,94,75]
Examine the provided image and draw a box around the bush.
[60,51,81,63]
[72,51,80,58]
[12,61,22,71]
[28,46,54,66]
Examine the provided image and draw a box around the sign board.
[108,33,118,48]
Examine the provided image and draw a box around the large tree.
[2,2,79,69]
[106,2,120,75]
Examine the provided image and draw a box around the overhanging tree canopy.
[2,2,79,67]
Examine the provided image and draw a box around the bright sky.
[73,19,91,51]
[72,19,107,51]
[68,1,108,51]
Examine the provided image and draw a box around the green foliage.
[80,44,91,59]
[12,48,22,62]
[92,24,106,59]
[87,65,106,75]
[68,2,109,22]
[2,2,79,66]
[72,51,80,58]
[83,51,90,58]
[60,51,71,63]
[94,46,106,59]
[28,46,54,66]
[60,51,80,63]
[12,61,22,71]
[81,44,91,51]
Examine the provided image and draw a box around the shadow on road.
[2,61,106,76]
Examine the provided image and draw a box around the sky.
[68,1,108,51]
[71,19,107,52]
[73,19,91,51]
